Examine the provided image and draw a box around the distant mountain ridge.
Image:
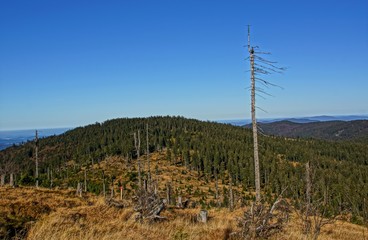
[219,115,368,126]
[245,120,368,141]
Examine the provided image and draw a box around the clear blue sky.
[0,0,367,130]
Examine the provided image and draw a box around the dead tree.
[0,173,4,186]
[236,190,290,239]
[229,174,234,211]
[304,161,312,233]
[9,173,14,187]
[134,131,142,187]
[84,168,87,192]
[299,161,339,240]
[247,26,285,202]
[133,188,166,221]
[0,164,5,186]
[76,182,82,197]
[35,130,39,188]
[146,123,151,184]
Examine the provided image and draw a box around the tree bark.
[9,173,14,187]
[35,130,39,188]
[134,131,142,187]
[1,174,5,186]
[84,168,87,192]
[250,47,261,203]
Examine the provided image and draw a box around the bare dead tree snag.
[304,161,312,233]
[84,168,87,192]
[146,123,151,184]
[247,26,285,203]
[35,130,39,188]
[134,131,142,187]
[229,174,234,211]
[9,173,14,187]
[0,174,4,186]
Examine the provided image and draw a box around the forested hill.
[1,116,367,222]
[245,120,368,141]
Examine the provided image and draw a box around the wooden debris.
[133,188,166,221]
[105,198,124,208]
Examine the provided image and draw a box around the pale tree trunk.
[9,173,14,187]
[305,161,312,234]
[50,170,53,188]
[134,131,142,188]
[102,171,106,198]
[146,124,151,184]
[229,174,234,211]
[35,130,39,188]
[250,47,261,203]
[1,174,5,186]
[84,169,87,192]
[177,196,183,208]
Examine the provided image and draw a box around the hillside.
[245,120,368,141]
[1,116,368,239]
[1,179,368,239]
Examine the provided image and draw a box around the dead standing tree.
[35,130,39,188]
[134,131,142,188]
[247,26,285,202]
[146,123,151,185]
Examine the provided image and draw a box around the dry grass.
[1,152,367,240]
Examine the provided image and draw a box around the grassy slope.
[1,187,367,240]
[1,152,367,240]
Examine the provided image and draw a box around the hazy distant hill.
[245,120,368,141]
[219,114,368,126]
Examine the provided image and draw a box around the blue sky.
[0,0,367,130]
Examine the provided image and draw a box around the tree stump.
[1,174,5,186]
[9,173,14,187]
[177,196,183,208]
[197,210,208,223]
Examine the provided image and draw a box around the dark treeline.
[0,116,367,223]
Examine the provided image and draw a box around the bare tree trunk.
[47,167,50,180]
[229,174,234,211]
[102,171,106,198]
[177,196,183,208]
[9,173,14,187]
[76,182,81,196]
[50,170,53,188]
[1,174,5,186]
[250,46,261,203]
[305,161,312,234]
[35,130,39,188]
[134,131,142,188]
[146,123,151,184]
[84,168,87,192]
